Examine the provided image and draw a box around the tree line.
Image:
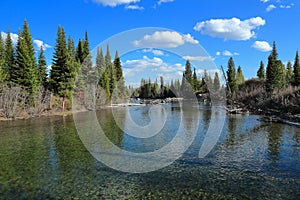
[133,60,222,99]
[225,41,300,95]
[0,20,125,118]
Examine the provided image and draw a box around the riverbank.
[222,78,300,125]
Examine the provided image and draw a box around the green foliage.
[286,61,294,85]
[213,72,220,92]
[96,47,110,102]
[236,66,245,86]
[181,60,194,98]
[183,60,192,85]
[13,20,38,94]
[266,42,286,93]
[257,61,265,79]
[200,70,212,93]
[49,26,78,100]
[75,39,84,64]
[0,35,6,82]
[37,47,48,89]
[96,47,105,81]
[226,57,237,92]
[192,68,198,91]
[293,51,300,86]
[4,30,15,83]
[113,50,125,100]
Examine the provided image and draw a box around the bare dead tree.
[0,84,27,119]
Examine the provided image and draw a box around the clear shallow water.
[0,103,299,199]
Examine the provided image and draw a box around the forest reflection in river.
[0,102,299,199]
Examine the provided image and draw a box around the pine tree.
[200,70,212,93]
[65,36,79,98]
[114,51,123,81]
[105,44,112,68]
[37,46,48,89]
[113,50,125,99]
[83,31,90,60]
[213,72,220,92]
[293,51,300,86]
[96,47,105,80]
[96,47,110,102]
[160,76,165,97]
[4,29,15,83]
[286,61,294,85]
[183,60,192,85]
[236,66,245,86]
[49,26,68,95]
[266,42,286,92]
[0,35,5,82]
[257,61,265,79]
[181,60,194,98]
[105,45,115,98]
[14,20,38,94]
[192,68,198,91]
[75,39,84,64]
[226,57,237,92]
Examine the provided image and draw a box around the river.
[0,102,299,199]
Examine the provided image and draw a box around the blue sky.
[0,0,299,85]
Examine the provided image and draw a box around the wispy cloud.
[260,0,269,3]
[157,0,174,6]
[216,50,239,57]
[142,48,165,56]
[92,0,140,7]
[194,17,266,41]
[125,4,144,10]
[182,55,215,61]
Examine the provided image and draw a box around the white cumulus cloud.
[194,17,266,41]
[266,4,276,12]
[33,39,52,51]
[1,31,19,44]
[133,31,199,48]
[252,41,272,52]
[92,0,140,7]
[1,32,51,51]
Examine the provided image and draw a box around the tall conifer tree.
[293,51,300,86]
[37,46,48,88]
[5,30,15,83]
[0,35,5,82]
[257,61,265,79]
[236,66,245,86]
[286,61,294,85]
[14,20,38,94]
[226,57,237,92]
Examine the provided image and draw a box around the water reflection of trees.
[182,101,200,139]
[267,124,283,163]
[97,108,125,147]
[227,117,237,146]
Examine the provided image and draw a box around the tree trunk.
[62,96,65,112]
